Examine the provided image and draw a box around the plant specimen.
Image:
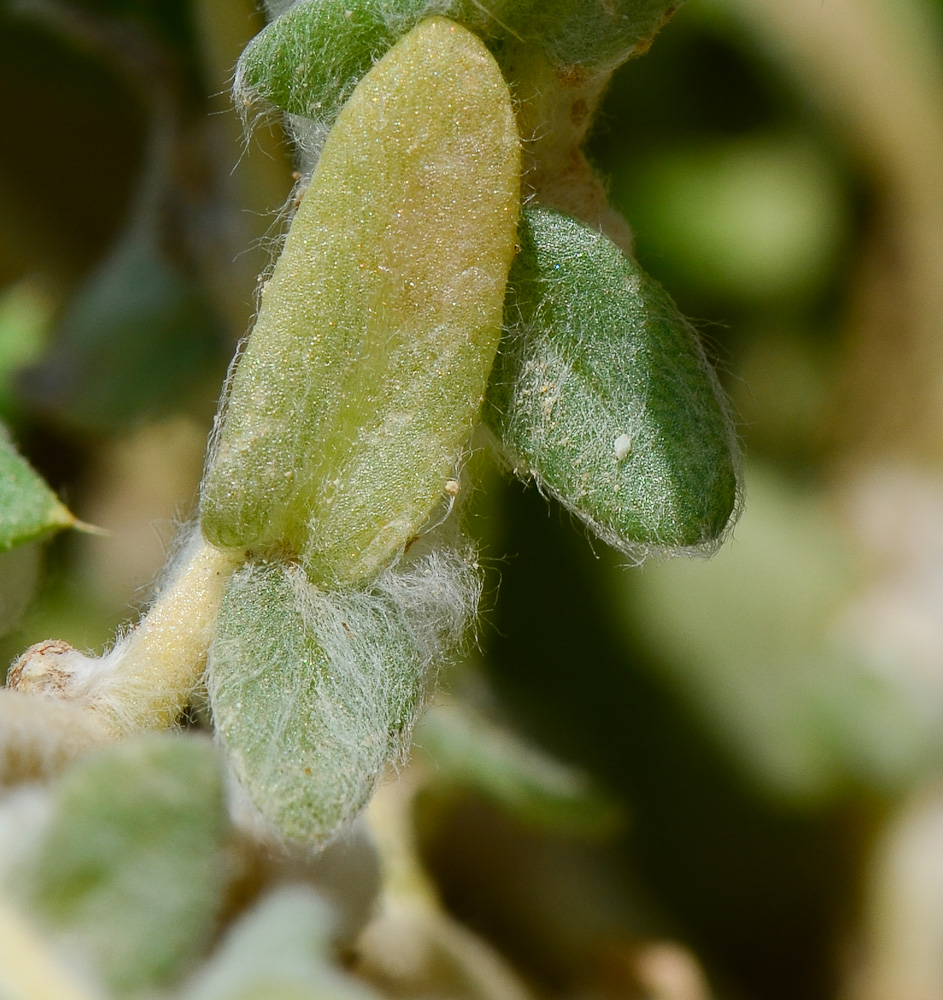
[0,3,739,994]
[2,0,737,843]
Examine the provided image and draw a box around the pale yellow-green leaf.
[202,17,520,587]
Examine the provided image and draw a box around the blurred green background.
[2,1,943,998]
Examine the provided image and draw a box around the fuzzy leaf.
[513,0,682,69]
[0,425,74,550]
[237,0,681,130]
[19,734,228,995]
[236,0,425,124]
[204,17,519,587]
[486,207,739,555]
[209,546,478,844]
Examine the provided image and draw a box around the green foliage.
[501,0,681,68]
[487,207,738,553]
[236,0,427,123]
[0,425,73,551]
[236,0,682,131]
[209,545,478,844]
[17,734,227,995]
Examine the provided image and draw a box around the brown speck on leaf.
[556,64,591,89]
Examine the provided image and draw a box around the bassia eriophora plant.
[2,1,739,848]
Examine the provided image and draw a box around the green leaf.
[203,17,519,587]
[508,0,683,69]
[236,0,425,124]
[416,704,623,836]
[19,734,228,995]
[237,0,681,131]
[22,229,223,433]
[0,424,74,550]
[209,544,478,845]
[486,206,739,555]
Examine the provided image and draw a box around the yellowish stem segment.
[0,902,106,1000]
[94,536,243,732]
[6,534,241,748]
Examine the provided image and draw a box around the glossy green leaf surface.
[203,17,519,587]
[486,207,739,555]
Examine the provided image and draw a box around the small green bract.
[209,546,479,844]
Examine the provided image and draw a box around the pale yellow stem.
[92,535,243,733]
[0,902,106,1000]
[7,532,243,744]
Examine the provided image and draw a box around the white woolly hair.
[208,527,481,847]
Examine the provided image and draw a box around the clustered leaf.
[203,19,510,845]
[198,2,739,846]
[486,207,738,555]
[235,0,682,134]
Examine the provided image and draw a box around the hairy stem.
[7,531,242,738]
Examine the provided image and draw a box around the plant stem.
[94,533,243,732]
[7,530,242,739]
